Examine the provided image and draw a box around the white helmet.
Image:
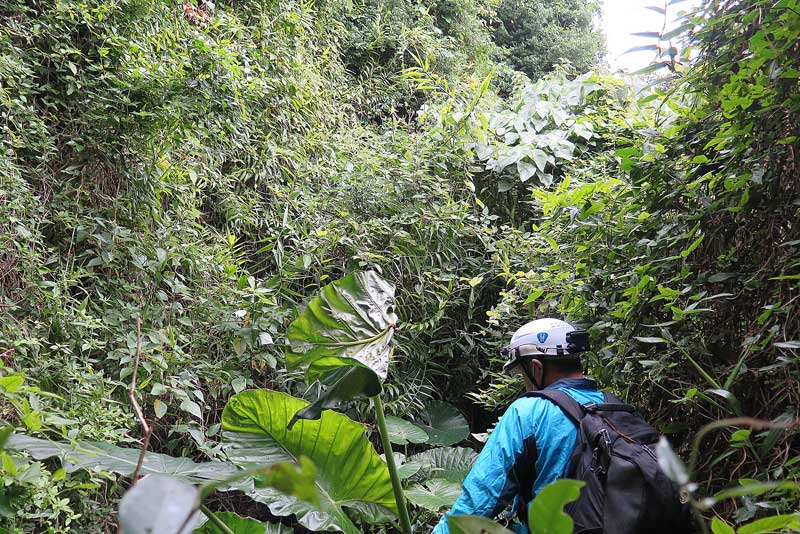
[501,318,589,372]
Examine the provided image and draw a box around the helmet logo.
[537,332,549,343]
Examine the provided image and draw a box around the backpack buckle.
[583,402,598,412]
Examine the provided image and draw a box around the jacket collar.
[545,377,598,390]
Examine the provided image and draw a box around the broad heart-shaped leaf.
[447,515,514,534]
[194,512,292,534]
[119,475,200,534]
[404,479,462,511]
[415,401,470,446]
[385,416,429,446]
[221,390,397,534]
[408,447,477,483]
[528,479,585,534]
[288,366,381,429]
[382,452,422,480]
[6,434,237,482]
[286,270,397,384]
[517,160,538,182]
[7,435,319,509]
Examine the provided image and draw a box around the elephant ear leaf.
[194,512,292,534]
[408,446,478,483]
[222,389,398,534]
[6,434,237,483]
[288,366,381,429]
[286,270,397,383]
[404,479,462,511]
[415,401,470,446]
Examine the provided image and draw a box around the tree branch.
[128,317,152,484]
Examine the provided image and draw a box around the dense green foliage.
[1,0,799,532]
[489,0,604,81]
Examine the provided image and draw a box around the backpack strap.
[524,389,585,426]
[525,390,639,424]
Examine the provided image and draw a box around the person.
[432,318,602,534]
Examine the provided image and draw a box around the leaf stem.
[688,417,799,476]
[200,504,235,534]
[675,344,721,390]
[373,395,413,534]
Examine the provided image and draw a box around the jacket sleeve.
[432,400,534,534]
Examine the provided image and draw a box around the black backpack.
[526,390,694,534]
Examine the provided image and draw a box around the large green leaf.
[288,366,382,429]
[383,452,423,480]
[415,401,470,446]
[7,434,320,509]
[447,515,515,534]
[408,447,477,483]
[528,479,585,534]
[221,389,397,534]
[404,479,462,511]
[286,270,397,383]
[194,512,293,534]
[119,475,200,534]
[385,416,429,446]
[6,434,236,483]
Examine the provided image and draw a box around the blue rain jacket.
[432,378,603,534]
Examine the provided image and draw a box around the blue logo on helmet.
[537,332,548,343]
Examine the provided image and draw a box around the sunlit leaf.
[221,389,397,533]
[195,512,292,534]
[737,514,800,534]
[283,272,398,425]
[710,516,734,534]
[528,479,584,534]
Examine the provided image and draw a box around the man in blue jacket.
[433,318,602,534]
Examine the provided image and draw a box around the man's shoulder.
[506,394,563,415]
[511,387,604,416]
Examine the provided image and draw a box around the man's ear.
[530,358,544,384]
